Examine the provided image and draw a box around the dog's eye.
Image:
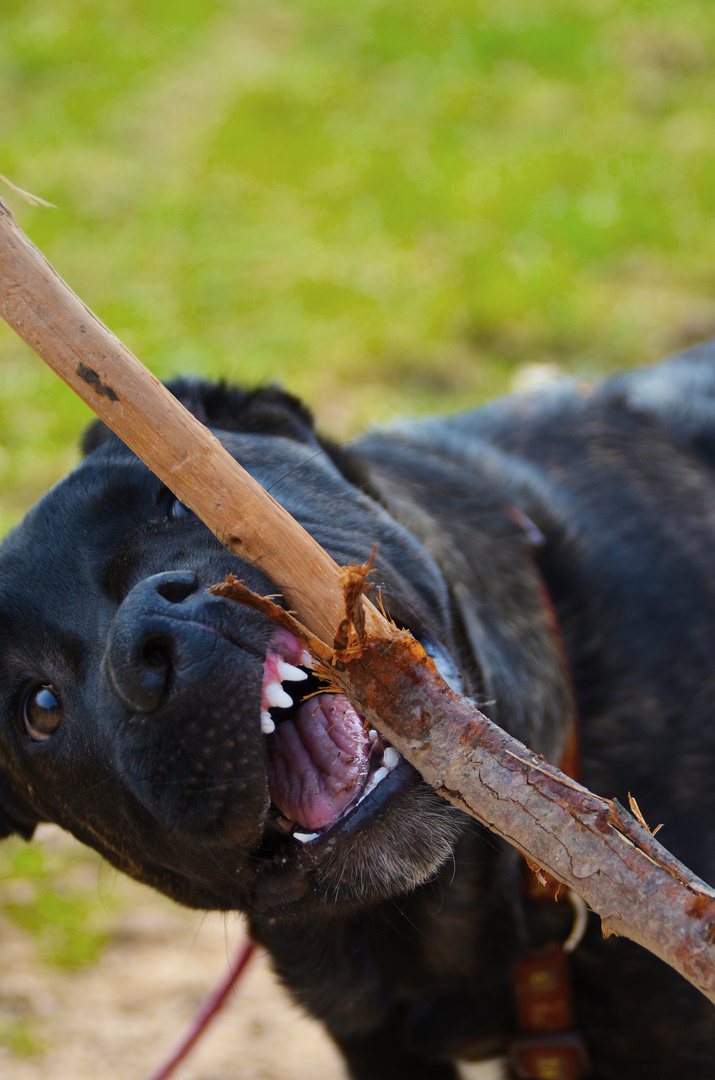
[23,685,63,742]
[165,494,192,520]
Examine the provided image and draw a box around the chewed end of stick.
[209,552,394,673]
[208,575,333,665]
[333,545,378,659]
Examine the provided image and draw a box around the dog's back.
[349,345,715,1075]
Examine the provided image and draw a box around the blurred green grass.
[0,837,116,971]
[0,832,119,1057]
[2,0,715,534]
[0,0,715,998]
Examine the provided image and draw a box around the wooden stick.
[2,195,715,1003]
[0,196,392,650]
[213,578,715,1004]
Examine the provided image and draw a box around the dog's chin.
[307,775,466,908]
[246,764,467,916]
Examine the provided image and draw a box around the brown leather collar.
[509,864,592,1079]
[507,533,593,1080]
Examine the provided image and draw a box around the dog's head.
[0,383,472,915]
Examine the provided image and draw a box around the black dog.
[1,341,715,1079]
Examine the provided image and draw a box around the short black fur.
[2,342,715,1077]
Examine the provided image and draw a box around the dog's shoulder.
[355,340,715,489]
[604,338,715,468]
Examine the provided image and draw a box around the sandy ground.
[0,828,502,1080]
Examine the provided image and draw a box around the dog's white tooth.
[300,647,313,668]
[293,831,319,843]
[265,682,293,710]
[368,729,378,743]
[383,747,400,770]
[261,710,276,734]
[276,659,308,683]
[360,766,389,802]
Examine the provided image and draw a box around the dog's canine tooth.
[265,682,293,710]
[276,659,308,683]
[261,709,276,734]
[383,747,400,770]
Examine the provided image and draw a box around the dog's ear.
[81,380,318,456]
[0,772,40,840]
[81,418,112,455]
[167,380,319,444]
[161,381,376,488]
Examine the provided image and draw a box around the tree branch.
[2,194,715,1003]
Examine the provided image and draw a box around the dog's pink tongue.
[266,693,370,831]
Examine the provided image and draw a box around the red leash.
[145,937,256,1080]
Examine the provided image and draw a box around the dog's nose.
[105,571,204,713]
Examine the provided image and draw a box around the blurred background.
[1,0,714,1076]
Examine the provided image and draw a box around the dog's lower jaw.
[246,781,467,915]
[310,785,467,909]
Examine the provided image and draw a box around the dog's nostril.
[107,632,173,714]
[141,638,173,674]
[156,575,198,604]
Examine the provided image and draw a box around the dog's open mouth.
[260,628,402,842]
[260,626,463,845]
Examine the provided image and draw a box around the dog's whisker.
[263,448,330,494]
